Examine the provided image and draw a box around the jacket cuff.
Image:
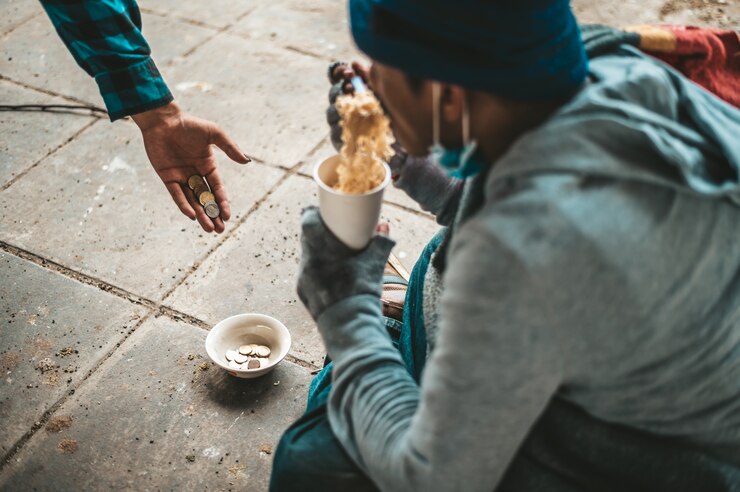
[95,57,174,121]
[317,294,395,361]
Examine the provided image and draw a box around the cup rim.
[205,313,291,375]
[313,155,392,197]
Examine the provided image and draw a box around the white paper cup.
[313,155,391,250]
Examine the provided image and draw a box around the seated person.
[272,0,740,490]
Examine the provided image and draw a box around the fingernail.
[243,153,252,163]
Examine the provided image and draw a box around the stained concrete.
[0,80,96,189]
[0,0,42,37]
[137,0,258,30]
[0,12,215,107]
[0,315,310,491]
[163,33,331,168]
[0,252,146,456]
[231,0,361,61]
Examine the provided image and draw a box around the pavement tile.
[572,0,662,24]
[0,315,311,491]
[0,12,214,106]
[0,121,285,300]
[571,0,739,27]
[231,0,361,61]
[0,80,96,189]
[0,0,42,36]
[165,174,440,365]
[164,33,330,168]
[138,0,256,29]
[0,251,146,456]
[295,136,338,176]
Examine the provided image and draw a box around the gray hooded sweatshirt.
[315,46,740,491]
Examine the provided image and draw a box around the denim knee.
[270,407,378,492]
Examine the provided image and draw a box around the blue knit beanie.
[349,0,588,100]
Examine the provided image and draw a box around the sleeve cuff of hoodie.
[95,57,174,122]
[317,295,400,363]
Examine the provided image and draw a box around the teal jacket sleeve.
[40,0,173,121]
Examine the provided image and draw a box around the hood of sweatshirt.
[491,45,740,206]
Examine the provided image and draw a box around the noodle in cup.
[313,155,391,250]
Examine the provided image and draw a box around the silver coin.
[234,353,248,364]
[256,346,271,358]
[225,349,238,361]
[238,345,252,356]
[204,201,220,219]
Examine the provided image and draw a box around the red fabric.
[650,26,740,109]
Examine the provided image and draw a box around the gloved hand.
[326,61,355,151]
[327,81,345,151]
[297,207,396,321]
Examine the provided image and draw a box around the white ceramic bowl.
[205,313,291,379]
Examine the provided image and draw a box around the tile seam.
[0,75,106,113]
[0,241,320,368]
[0,118,100,193]
[0,307,156,471]
[156,136,331,303]
[0,12,41,39]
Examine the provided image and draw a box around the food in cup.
[334,90,394,194]
[314,155,391,250]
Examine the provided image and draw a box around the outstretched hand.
[131,102,250,233]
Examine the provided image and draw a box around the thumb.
[210,123,250,164]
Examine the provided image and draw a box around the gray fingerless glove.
[297,207,396,320]
[390,148,464,226]
[326,83,344,151]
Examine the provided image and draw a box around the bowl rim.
[205,313,291,374]
[313,154,391,197]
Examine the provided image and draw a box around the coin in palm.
[188,175,205,190]
[205,201,220,219]
[198,191,216,206]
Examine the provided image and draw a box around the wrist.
[316,295,390,357]
[131,101,182,131]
